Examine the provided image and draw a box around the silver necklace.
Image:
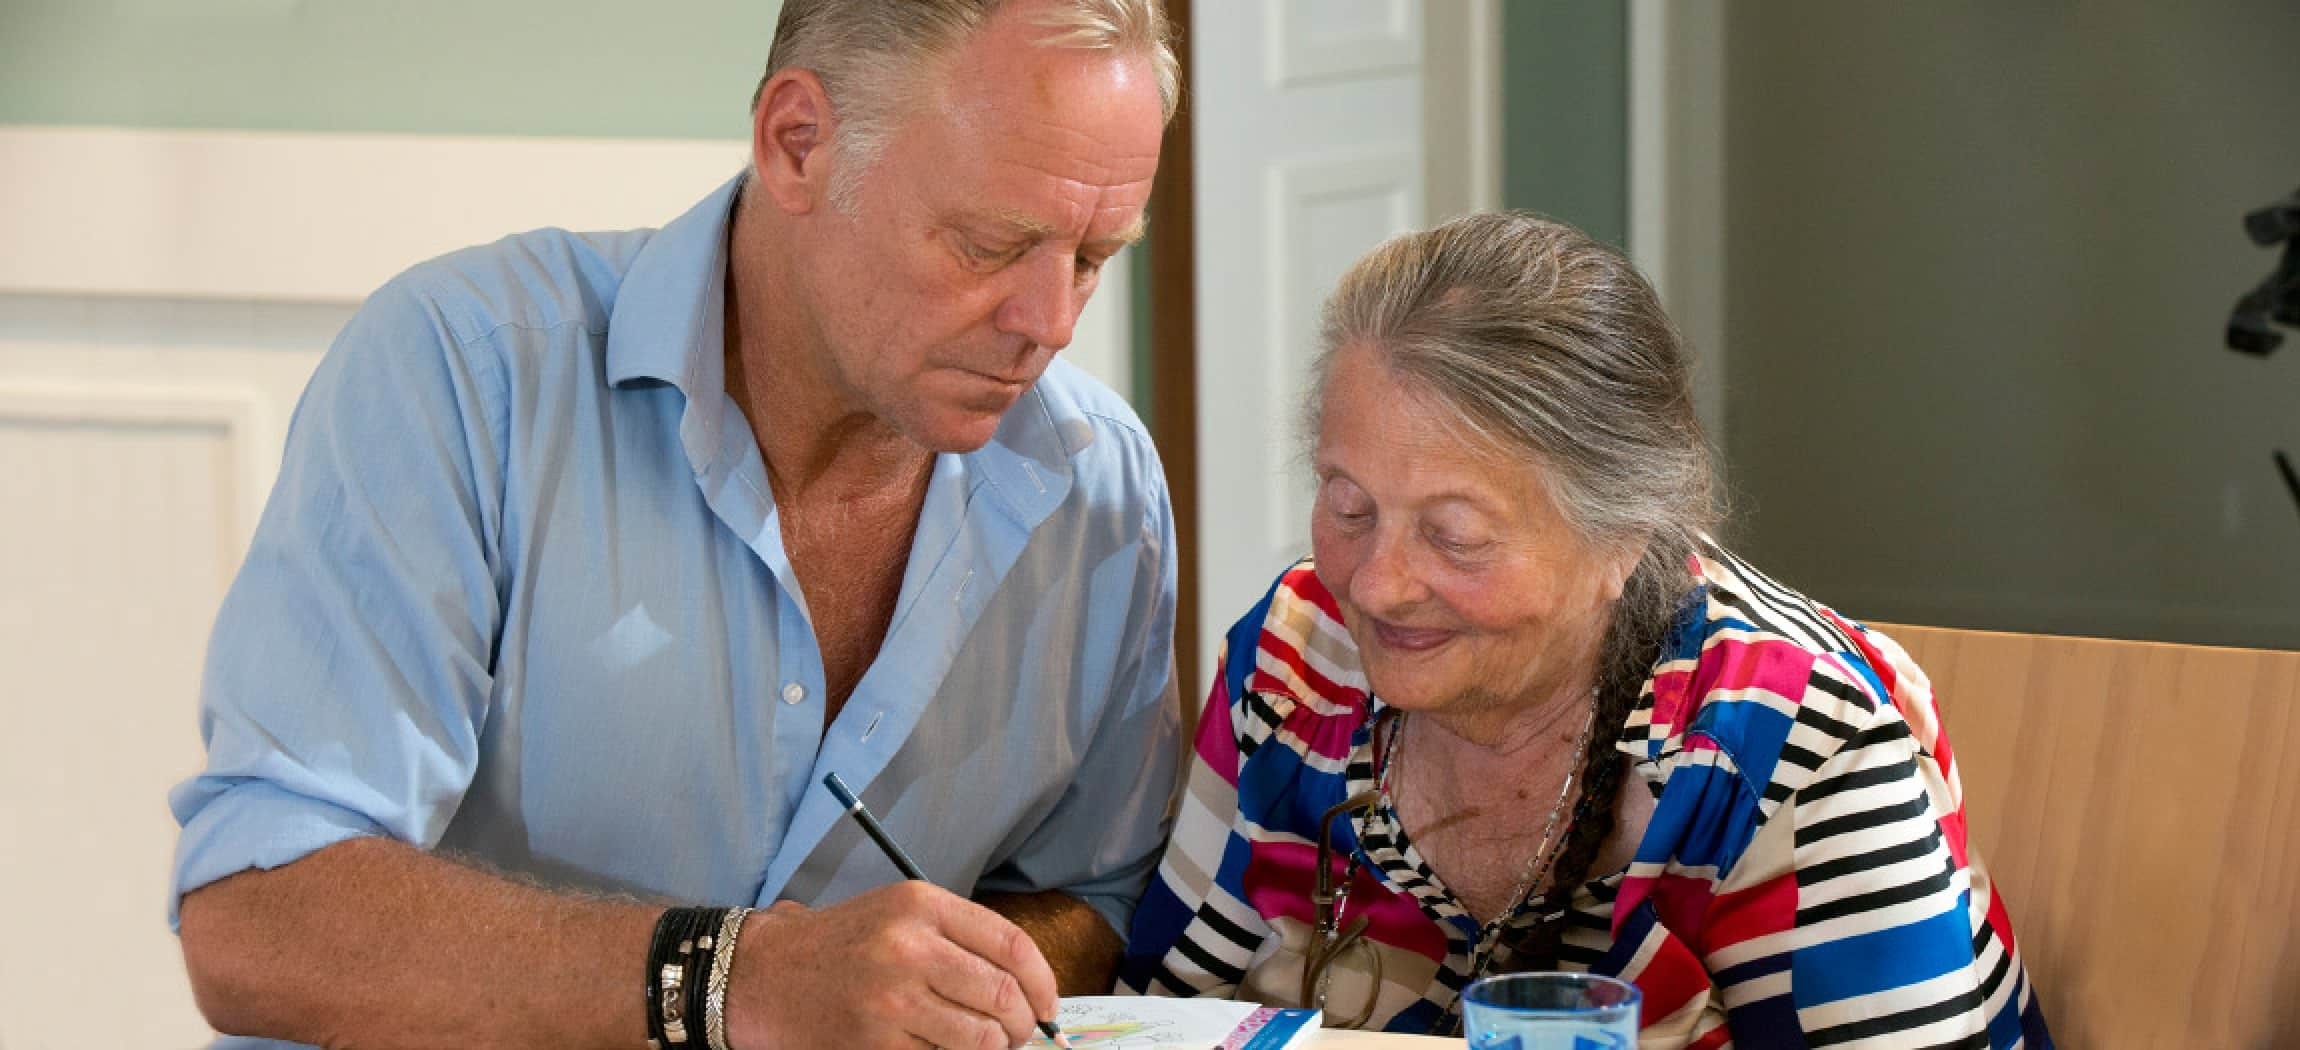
[1391,694,1598,933]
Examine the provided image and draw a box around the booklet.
[1025,996,1322,1049]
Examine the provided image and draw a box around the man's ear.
[751,68,836,216]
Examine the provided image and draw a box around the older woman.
[1118,214,2050,1047]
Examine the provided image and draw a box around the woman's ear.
[750,68,837,216]
[1600,537,1649,604]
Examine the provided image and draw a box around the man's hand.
[725,882,1061,1050]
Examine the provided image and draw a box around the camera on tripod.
[2229,186,2300,355]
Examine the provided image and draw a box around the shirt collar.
[961,376,1083,530]
[605,172,744,392]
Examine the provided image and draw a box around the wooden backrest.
[1874,624,2300,1049]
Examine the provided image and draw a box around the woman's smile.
[1367,618,1457,652]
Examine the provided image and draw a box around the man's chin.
[928,386,1038,447]
[909,412,1008,454]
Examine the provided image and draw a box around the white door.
[1189,0,1494,683]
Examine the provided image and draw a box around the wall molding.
[0,125,1139,400]
[0,125,747,303]
[1263,147,1417,549]
[0,379,273,551]
[1267,0,1418,87]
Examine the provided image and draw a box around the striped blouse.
[1118,548,2052,1048]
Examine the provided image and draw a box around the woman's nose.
[1349,530,1425,613]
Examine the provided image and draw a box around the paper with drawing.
[1025,996,1319,1049]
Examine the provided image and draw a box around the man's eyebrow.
[1087,216,1149,253]
[984,210,1060,239]
[979,210,1148,252]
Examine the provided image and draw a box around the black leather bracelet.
[681,909,726,1046]
[644,908,681,1048]
[646,907,727,1048]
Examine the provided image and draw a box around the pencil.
[823,772,1074,1050]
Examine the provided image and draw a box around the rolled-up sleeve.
[169,276,506,927]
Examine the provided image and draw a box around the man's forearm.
[977,890,1125,995]
[179,836,655,1049]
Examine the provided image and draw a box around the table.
[1308,1030,1456,1047]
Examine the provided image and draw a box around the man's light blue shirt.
[169,175,1181,996]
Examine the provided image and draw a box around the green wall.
[0,1,777,139]
[1493,0,2300,650]
[1722,0,2300,649]
[1499,0,1627,247]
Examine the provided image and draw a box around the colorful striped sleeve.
[1704,692,1991,1046]
[1623,550,2047,1048]
[1118,644,1273,997]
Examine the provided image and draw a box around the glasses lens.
[1306,919,1382,1029]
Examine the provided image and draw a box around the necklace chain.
[1387,694,1598,933]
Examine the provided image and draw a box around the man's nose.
[997,251,1081,351]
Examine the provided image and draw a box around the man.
[169,2,1181,1047]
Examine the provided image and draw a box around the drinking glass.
[1459,972,1640,1050]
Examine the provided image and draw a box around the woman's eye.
[1318,477,1381,531]
[1428,529,1488,556]
[1322,499,1371,527]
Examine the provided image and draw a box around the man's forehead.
[889,9,1166,245]
[919,3,1167,152]
[916,106,1160,245]
[924,63,1164,166]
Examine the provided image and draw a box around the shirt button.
[781,682,806,705]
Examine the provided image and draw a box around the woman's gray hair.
[755,0,1179,213]
[1309,211,1722,684]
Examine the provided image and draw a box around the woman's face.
[1309,342,1636,724]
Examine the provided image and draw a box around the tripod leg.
[2277,450,2300,524]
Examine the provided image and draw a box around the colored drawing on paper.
[1024,996,1265,1049]
[1032,1019,1171,1048]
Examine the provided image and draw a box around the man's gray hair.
[1307,212,1723,687]
[755,0,1179,213]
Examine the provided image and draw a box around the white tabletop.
[1307,1030,1455,1047]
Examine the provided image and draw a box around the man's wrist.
[702,907,751,1050]
[643,906,750,1050]
[715,903,802,1050]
